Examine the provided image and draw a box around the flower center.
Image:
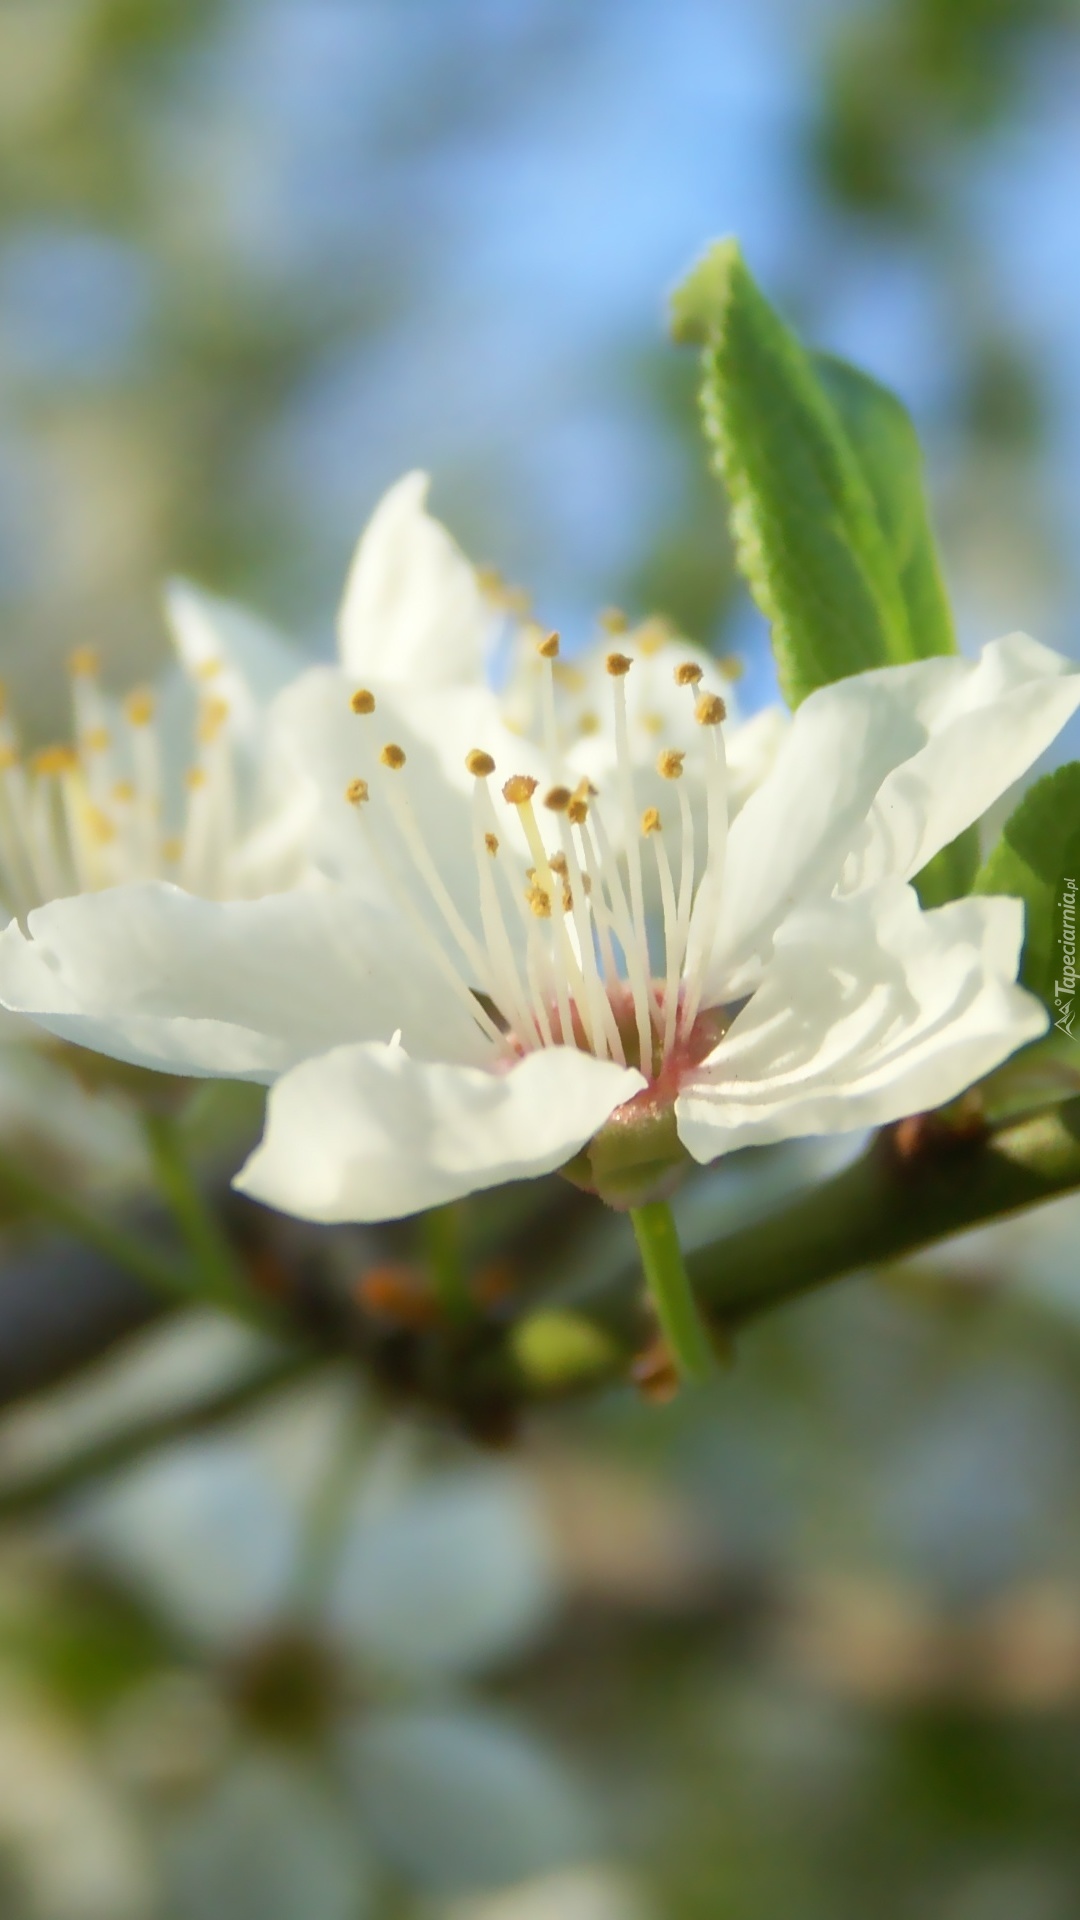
[0,648,242,915]
[346,637,731,1086]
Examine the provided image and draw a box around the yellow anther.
[184,767,207,791]
[549,851,568,877]
[525,883,552,919]
[351,688,376,715]
[536,630,560,660]
[640,711,664,736]
[657,748,686,780]
[466,749,496,778]
[543,785,572,812]
[635,616,674,656]
[484,831,499,856]
[567,779,592,826]
[69,646,100,678]
[112,779,136,804]
[86,807,116,846]
[125,688,156,727]
[195,658,223,680]
[641,806,662,836]
[31,744,78,778]
[0,745,17,773]
[381,743,407,770]
[198,696,230,745]
[695,692,727,727]
[599,607,629,635]
[84,725,111,754]
[718,652,744,681]
[345,777,369,806]
[475,564,505,597]
[577,710,600,735]
[478,568,531,615]
[162,836,183,862]
[674,661,703,686]
[502,773,538,806]
[605,651,633,677]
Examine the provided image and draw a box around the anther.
[502,773,538,806]
[694,692,727,726]
[31,745,78,778]
[112,779,136,804]
[657,748,686,780]
[381,743,407,770]
[84,726,111,755]
[195,659,222,681]
[674,662,703,686]
[636,617,673,656]
[351,688,376,715]
[567,795,589,824]
[125,689,155,727]
[484,832,499,856]
[345,777,369,805]
[466,749,496,778]
[718,653,744,681]
[549,852,568,877]
[536,631,560,659]
[185,768,207,791]
[599,608,629,635]
[525,884,552,919]
[198,697,230,745]
[69,647,100,678]
[578,711,600,736]
[641,807,662,836]
[605,651,633,677]
[543,785,572,812]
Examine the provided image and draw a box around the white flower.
[0,581,312,921]
[0,611,1074,1221]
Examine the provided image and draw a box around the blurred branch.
[0,1346,316,1521]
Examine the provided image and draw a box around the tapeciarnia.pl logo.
[1055,876,1078,1038]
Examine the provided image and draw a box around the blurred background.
[2,1,1080,1915]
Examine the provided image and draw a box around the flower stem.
[142,1111,256,1322]
[420,1203,473,1324]
[630,1200,715,1383]
[0,1147,197,1306]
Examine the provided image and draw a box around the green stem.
[421,1203,473,1324]
[0,1148,198,1306]
[630,1199,715,1383]
[143,1111,255,1321]
[0,1350,315,1520]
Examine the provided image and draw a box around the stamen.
[484,832,498,855]
[350,688,376,715]
[506,775,590,1049]
[381,743,407,770]
[674,662,702,687]
[695,692,727,727]
[543,786,572,812]
[466,749,496,778]
[605,653,657,1063]
[345,778,369,805]
[599,608,629,635]
[681,692,729,1034]
[68,647,100,678]
[537,631,560,659]
[125,689,155,728]
[466,768,542,1047]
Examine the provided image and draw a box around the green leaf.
[973,762,1080,1012]
[671,239,955,705]
[813,352,955,662]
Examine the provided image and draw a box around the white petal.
[338,471,492,685]
[165,1754,372,1920]
[0,882,489,1081]
[343,1707,593,1895]
[697,634,1080,1000]
[165,578,303,729]
[330,1464,559,1679]
[840,631,1080,892]
[235,1043,645,1222]
[697,675,927,996]
[677,881,1047,1162]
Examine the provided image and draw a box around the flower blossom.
[0,581,311,922]
[0,569,1075,1219]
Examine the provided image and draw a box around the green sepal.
[973,762,1080,1011]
